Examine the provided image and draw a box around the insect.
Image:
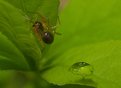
[32,13,58,46]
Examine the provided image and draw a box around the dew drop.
[69,62,93,77]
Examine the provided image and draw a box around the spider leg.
[51,25,61,35]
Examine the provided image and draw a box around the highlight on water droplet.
[69,62,93,78]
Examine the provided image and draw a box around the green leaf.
[41,0,121,88]
[4,0,59,25]
[0,0,42,70]
[0,32,29,70]
[42,41,121,88]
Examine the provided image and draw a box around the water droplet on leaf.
[69,62,93,77]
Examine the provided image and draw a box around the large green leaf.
[41,0,121,88]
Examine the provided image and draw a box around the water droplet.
[69,62,93,77]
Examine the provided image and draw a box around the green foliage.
[0,0,121,88]
[0,0,30,70]
[41,0,121,88]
